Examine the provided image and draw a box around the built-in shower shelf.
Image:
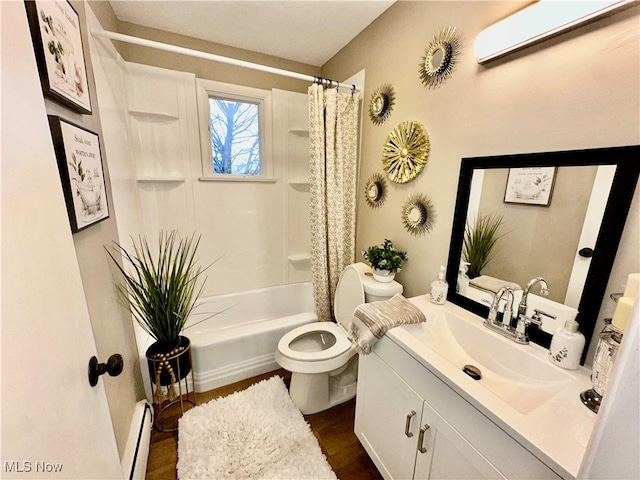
[288,180,310,187]
[136,176,186,183]
[288,253,311,265]
[289,128,309,136]
[128,110,179,122]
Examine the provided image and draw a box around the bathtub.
[184,282,317,392]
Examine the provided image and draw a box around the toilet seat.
[277,322,352,362]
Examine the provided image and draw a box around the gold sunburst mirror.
[419,27,463,89]
[364,173,387,208]
[402,193,436,236]
[382,120,430,184]
[368,83,396,125]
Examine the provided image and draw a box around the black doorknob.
[579,247,594,258]
[88,354,124,387]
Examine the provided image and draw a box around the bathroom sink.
[401,310,572,414]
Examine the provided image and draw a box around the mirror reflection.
[463,165,605,306]
[446,147,640,358]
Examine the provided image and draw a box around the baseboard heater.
[121,400,153,480]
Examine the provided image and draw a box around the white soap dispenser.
[548,318,585,370]
[430,265,448,305]
[456,261,470,295]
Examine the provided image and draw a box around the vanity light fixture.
[474,0,635,64]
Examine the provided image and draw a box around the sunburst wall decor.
[402,192,436,236]
[419,27,463,89]
[368,83,395,125]
[364,173,388,208]
[382,120,430,184]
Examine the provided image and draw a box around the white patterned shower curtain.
[308,84,360,322]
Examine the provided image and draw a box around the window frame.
[196,79,274,182]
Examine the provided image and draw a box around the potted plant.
[106,231,208,400]
[363,239,408,283]
[462,213,505,278]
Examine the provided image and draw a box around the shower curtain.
[308,84,360,322]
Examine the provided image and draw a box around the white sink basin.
[401,310,572,414]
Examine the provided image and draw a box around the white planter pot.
[373,269,395,283]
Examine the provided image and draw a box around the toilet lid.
[334,263,366,331]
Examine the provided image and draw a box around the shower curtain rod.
[91,28,361,93]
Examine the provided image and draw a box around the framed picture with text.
[504,167,557,206]
[48,116,109,232]
[25,0,92,114]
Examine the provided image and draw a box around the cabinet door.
[355,352,424,480]
[415,402,506,480]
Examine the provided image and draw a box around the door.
[414,402,506,480]
[1,3,121,478]
[355,352,425,480]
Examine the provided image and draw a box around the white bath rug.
[177,376,338,480]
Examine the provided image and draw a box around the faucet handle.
[515,313,543,343]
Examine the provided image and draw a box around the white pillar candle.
[623,273,640,299]
[612,296,634,332]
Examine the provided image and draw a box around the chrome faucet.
[514,277,550,344]
[487,287,515,328]
[485,280,550,345]
[517,277,549,317]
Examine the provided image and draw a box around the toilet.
[275,262,402,414]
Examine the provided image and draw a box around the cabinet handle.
[417,424,430,453]
[404,410,416,437]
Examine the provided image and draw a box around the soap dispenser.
[430,265,448,305]
[456,261,470,295]
[548,319,585,370]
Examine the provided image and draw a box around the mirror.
[419,26,462,89]
[402,192,435,236]
[364,173,387,208]
[428,46,447,73]
[368,83,395,126]
[446,146,640,362]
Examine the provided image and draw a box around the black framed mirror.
[446,146,639,364]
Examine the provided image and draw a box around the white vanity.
[355,296,596,480]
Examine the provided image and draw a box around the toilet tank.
[334,263,403,332]
[362,272,403,303]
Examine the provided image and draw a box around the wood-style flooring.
[145,369,383,480]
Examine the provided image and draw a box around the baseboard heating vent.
[121,400,153,480]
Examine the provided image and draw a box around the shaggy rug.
[177,376,338,479]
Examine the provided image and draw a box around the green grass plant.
[463,213,505,278]
[106,231,209,349]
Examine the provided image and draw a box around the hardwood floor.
[145,369,382,480]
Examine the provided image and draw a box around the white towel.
[469,275,521,294]
[349,294,426,354]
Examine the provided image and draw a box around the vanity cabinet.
[355,336,562,480]
[356,350,504,480]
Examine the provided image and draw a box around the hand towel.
[469,275,521,294]
[349,294,426,354]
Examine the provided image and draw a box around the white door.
[415,403,506,480]
[355,352,424,480]
[1,3,122,478]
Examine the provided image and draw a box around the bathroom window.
[197,79,273,182]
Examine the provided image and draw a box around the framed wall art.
[48,116,109,232]
[504,166,557,206]
[25,0,92,114]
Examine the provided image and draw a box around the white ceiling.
[109,1,396,67]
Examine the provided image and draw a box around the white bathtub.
[184,282,317,392]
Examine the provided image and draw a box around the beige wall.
[322,1,639,296]
[322,1,639,362]
[42,1,145,458]
[477,166,597,304]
